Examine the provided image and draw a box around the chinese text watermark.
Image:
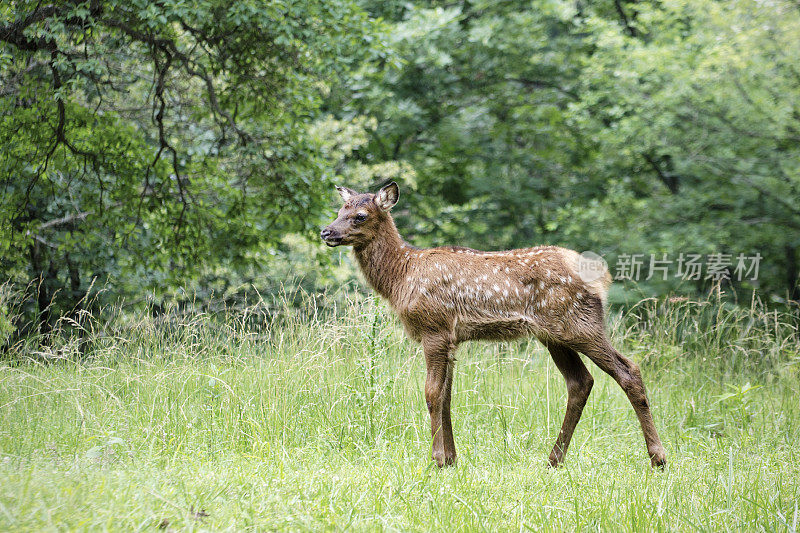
[610,253,762,282]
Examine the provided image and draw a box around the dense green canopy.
[345,0,800,303]
[2,0,799,336]
[1,0,382,330]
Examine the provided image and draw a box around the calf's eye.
[354,213,368,222]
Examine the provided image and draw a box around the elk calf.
[321,182,667,468]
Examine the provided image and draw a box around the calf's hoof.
[547,452,565,468]
[650,448,667,469]
[432,450,457,468]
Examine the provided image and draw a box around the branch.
[0,59,49,96]
[38,210,90,230]
[46,51,98,164]
[23,210,90,247]
[103,19,179,56]
[613,0,638,38]
[0,4,59,51]
[184,63,254,145]
[30,233,57,248]
[105,17,253,145]
[0,2,102,51]
[643,153,679,194]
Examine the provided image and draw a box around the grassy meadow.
[1,291,799,531]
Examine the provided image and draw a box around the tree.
[348,0,800,301]
[0,0,382,333]
[565,0,800,300]
[347,1,592,250]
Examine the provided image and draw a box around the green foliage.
[347,0,800,301]
[0,286,14,345]
[3,0,800,336]
[565,0,800,298]
[0,0,385,325]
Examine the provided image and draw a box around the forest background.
[2,0,799,340]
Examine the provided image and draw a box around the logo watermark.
[577,251,609,283]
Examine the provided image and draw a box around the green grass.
[1,293,799,531]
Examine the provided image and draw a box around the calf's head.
[320,182,399,248]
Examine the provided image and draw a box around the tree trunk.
[29,241,53,337]
[787,245,799,302]
[65,252,90,357]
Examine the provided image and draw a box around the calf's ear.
[375,182,399,211]
[336,185,358,202]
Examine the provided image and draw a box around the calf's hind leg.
[576,336,667,468]
[546,343,594,467]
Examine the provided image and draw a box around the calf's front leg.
[423,335,457,467]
